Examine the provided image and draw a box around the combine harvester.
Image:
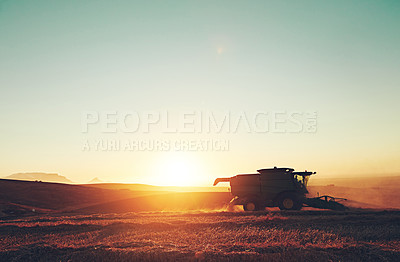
[213,167,348,211]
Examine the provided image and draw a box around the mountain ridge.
[4,172,73,183]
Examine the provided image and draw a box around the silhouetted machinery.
[213,167,347,211]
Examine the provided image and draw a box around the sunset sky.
[0,1,399,185]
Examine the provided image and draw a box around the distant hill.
[0,179,230,218]
[4,173,73,183]
[0,179,141,217]
[88,177,103,183]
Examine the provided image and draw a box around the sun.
[151,152,204,187]
[163,158,193,186]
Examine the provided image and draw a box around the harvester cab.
[213,167,347,211]
[292,171,314,191]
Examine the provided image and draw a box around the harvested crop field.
[1,210,399,261]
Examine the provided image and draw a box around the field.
[0,210,399,261]
[0,179,400,261]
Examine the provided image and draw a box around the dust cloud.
[308,176,400,209]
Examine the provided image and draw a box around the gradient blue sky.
[0,0,399,184]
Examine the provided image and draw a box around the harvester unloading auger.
[213,167,348,211]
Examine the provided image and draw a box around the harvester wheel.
[278,193,302,211]
[243,200,261,211]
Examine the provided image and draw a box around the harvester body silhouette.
[213,167,347,211]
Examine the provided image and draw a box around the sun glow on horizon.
[148,152,206,187]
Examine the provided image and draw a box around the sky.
[0,0,399,185]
